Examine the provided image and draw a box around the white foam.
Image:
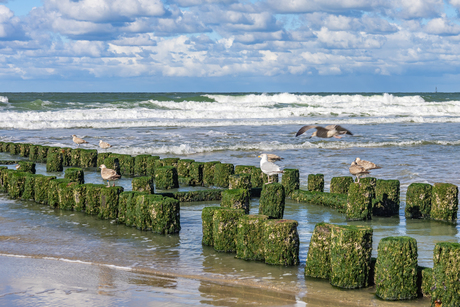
[1,93,460,129]
[0,96,8,103]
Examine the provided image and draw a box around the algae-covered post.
[34,175,56,205]
[118,191,148,227]
[8,171,27,199]
[150,196,181,234]
[281,169,299,197]
[19,143,31,157]
[17,161,36,174]
[304,223,333,279]
[373,179,400,216]
[221,188,250,214]
[405,183,432,219]
[58,181,78,210]
[9,143,19,156]
[236,214,269,261]
[154,166,179,189]
[64,168,84,184]
[48,178,71,208]
[201,206,223,246]
[46,152,63,172]
[132,176,154,194]
[375,236,418,300]
[214,163,235,188]
[189,162,204,186]
[330,176,353,194]
[177,159,195,178]
[202,161,221,187]
[99,186,124,220]
[430,183,458,223]
[134,154,151,177]
[228,174,251,191]
[330,225,373,289]
[264,219,300,266]
[109,154,135,176]
[259,183,285,219]
[79,149,98,168]
[431,242,460,306]
[308,174,324,192]
[22,173,38,201]
[346,182,373,220]
[146,155,160,177]
[212,208,245,253]
[84,183,106,215]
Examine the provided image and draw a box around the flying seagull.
[99,140,112,149]
[355,157,381,170]
[258,153,284,184]
[100,164,121,187]
[349,161,369,183]
[295,125,353,139]
[72,135,89,148]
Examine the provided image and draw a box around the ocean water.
[0,92,458,305]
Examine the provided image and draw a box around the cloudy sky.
[1,0,460,92]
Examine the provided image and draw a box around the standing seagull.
[349,161,369,183]
[295,125,353,139]
[72,135,89,148]
[99,164,121,187]
[258,153,284,184]
[99,140,112,150]
[355,157,381,170]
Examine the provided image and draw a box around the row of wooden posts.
[0,141,459,305]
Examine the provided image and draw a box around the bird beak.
[258,155,261,158]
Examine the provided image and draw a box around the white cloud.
[425,17,460,35]
[44,0,166,22]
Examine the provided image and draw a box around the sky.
[1,0,460,92]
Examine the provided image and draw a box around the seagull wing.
[357,159,381,170]
[261,161,283,175]
[314,126,330,138]
[101,168,120,180]
[349,164,370,176]
[326,124,353,135]
[295,125,319,137]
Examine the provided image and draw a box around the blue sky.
[1,0,460,92]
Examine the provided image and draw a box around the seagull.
[349,161,370,183]
[355,157,381,170]
[72,135,89,148]
[99,140,112,149]
[100,164,121,187]
[15,164,20,170]
[295,125,353,139]
[262,153,283,162]
[258,154,284,184]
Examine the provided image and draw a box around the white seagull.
[99,140,112,149]
[258,154,284,184]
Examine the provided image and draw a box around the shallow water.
[0,159,455,305]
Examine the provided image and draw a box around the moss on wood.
[154,166,179,189]
[99,186,124,219]
[330,176,353,194]
[109,153,134,176]
[375,236,418,300]
[203,161,220,187]
[48,178,71,208]
[132,176,154,193]
[221,188,250,214]
[346,182,373,220]
[330,225,373,289]
[305,223,333,279]
[201,207,223,246]
[373,179,400,216]
[430,183,458,223]
[290,189,347,211]
[228,174,251,190]
[64,168,84,184]
[33,175,56,205]
[405,183,432,219]
[259,183,285,219]
[281,169,299,197]
[308,174,324,192]
[213,208,245,252]
[17,161,36,174]
[134,154,151,176]
[84,184,106,215]
[236,214,269,261]
[431,242,460,306]
[46,152,63,172]
[264,219,300,266]
[214,163,234,188]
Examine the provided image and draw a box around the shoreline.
[0,252,430,306]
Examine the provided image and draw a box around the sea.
[0,92,459,306]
